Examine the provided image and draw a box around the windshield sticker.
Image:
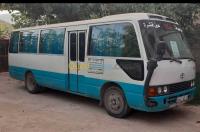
[170,41,180,57]
[142,22,160,29]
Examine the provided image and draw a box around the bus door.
[68,31,86,93]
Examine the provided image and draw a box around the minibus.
[9,13,196,118]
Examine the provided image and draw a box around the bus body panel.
[9,63,196,112]
[9,53,68,91]
[149,60,196,85]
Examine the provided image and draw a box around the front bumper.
[142,87,196,112]
[126,87,196,112]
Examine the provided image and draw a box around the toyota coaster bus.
[8,13,196,118]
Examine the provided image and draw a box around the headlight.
[148,86,169,97]
[156,86,169,95]
[191,80,195,87]
[157,87,162,94]
[163,86,168,93]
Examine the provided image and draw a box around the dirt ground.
[0,72,200,132]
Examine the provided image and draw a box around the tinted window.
[19,30,38,53]
[9,31,19,53]
[79,32,85,62]
[70,33,77,61]
[116,59,144,81]
[88,23,140,57]
[39,28,65,54]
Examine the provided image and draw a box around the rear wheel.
[103,86,131,118]
[25,72,41,94]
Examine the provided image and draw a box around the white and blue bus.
[9,13,196,118]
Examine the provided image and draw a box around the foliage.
[0,22,13,39]
[1,3,199,30]
[189,73,200,105]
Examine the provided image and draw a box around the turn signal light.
[148,87,157,97]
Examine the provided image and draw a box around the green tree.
[0,21,13,39]
[2,3,200,47]
[3,3,200,30]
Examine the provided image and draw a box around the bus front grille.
[168,80,193,94]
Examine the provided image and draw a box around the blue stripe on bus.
[8,65,196,112]
[9,65,145,108]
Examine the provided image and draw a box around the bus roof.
[12,13,174,31]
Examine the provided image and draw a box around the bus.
[8,13,196,118]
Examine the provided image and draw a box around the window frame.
[87,21,142,59]
[9,31,20,53]
[69,31,77,61]
[18,30,39,54]
[78,31,86,62]
[38,27,66,56]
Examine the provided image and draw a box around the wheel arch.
[24,70,35,81]
[25,70,32,77]
[100,81,125,106]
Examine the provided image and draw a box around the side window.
[9,31,19,53]
[39,28,65,54]
[70,33,77,61]
[79,32,85,62]
[88,22,140,57]
[19,30,38,53]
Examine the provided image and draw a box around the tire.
[103,86,131,118]
[25,72,41,94]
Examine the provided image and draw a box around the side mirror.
[156,41,167,59]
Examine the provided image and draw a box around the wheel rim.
[105,89,124,115]
[27,74,36,91]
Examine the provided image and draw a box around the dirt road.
[0,72,200,132]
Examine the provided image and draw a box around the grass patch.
[189,73,200,105]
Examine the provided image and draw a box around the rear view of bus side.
[9,13,196,118]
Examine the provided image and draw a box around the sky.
[0,10,19,24]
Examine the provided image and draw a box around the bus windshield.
[139,20,193,60]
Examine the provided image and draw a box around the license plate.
[169,95,189,108]
[176,95,189,104]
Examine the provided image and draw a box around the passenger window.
[70,33,77,61]
[19,30,38,53]
[88,22,140,57]
[79,32,85,62]
[39,28,65,54]
[9,31,19,53]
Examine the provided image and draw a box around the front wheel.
[103,86,131,118]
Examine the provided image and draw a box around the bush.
[189,73,200,105]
